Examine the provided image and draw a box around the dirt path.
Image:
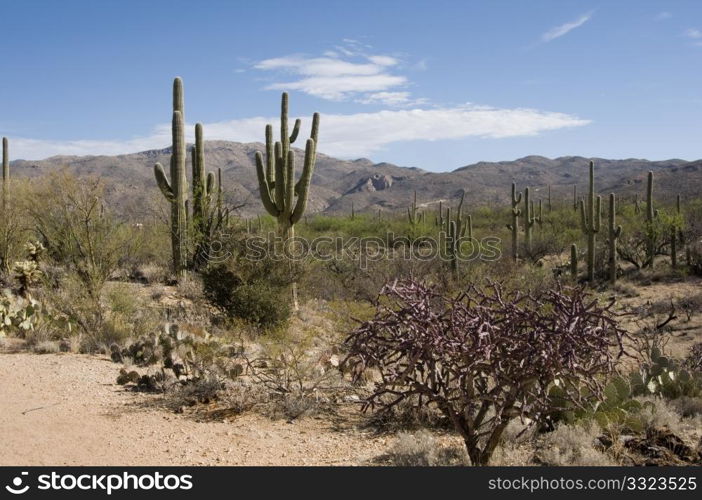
[0,348,388,466]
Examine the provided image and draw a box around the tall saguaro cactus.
[607,193,622,284]
[524,187,535,254]
[407,190,419,226]
[579,161,601,283]
[191,123,216,233]
[2,137,8,211]
[190,123,220,268]
[154,77,189,278]
[254,92,319,309]
[507,183,522,261]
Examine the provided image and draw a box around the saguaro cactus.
[579,161,601,283]
[608,193,622,284]
[570,243,578,281]
[573,185,578,211]
[2,137,8,211]
[154,77,189,278]
[191,123,216,234]
[671,194,683,269]
[191,123,219,267]
[435,201,445,227]
[255,92,319,236]
[507,183,522,261]
[407,190,419,226]
[645,171,658,268]
[254,92,319,309]
[524,187,536,254]
[547,185,552,213]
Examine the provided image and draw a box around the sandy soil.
[0,346,388,466]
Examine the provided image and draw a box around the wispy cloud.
[253,41,424,106]
[683,28,702,47]
[541,12,593,42]
[655,11,672,21]
[8,106,589,160]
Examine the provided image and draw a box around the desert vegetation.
[1,77,701,466]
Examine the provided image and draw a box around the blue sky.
[1,0,701,171]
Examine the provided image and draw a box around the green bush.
[202,253,291,329]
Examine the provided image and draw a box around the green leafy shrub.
[202,260,291,329]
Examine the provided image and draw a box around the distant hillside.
[10,142,701,217]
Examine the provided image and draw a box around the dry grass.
[536,422,617,466]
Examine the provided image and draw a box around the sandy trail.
[0,349,387,466]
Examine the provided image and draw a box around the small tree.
[344,280,626,465]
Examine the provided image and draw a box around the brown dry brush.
[344,279,627,466]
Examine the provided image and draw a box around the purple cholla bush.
[344,279,627,465]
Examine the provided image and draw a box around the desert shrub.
[203,265,290,329]
[345,279,626,465]
[617,205,672,270]
[245,329,345,420]
[381,431,468,466]
[672,396,702,418]
[27,172,141,299]
[685,343,702,373]
[634,396,685,436]
[201,236,293,328]
[536,422,616,466]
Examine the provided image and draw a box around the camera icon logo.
[5,472,30,495]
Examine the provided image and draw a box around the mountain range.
[9,141,701,217]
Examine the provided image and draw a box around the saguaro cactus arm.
[154,163,175,202]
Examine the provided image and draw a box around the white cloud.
[655,11,672,21]
[356,91,428,106]
[267,74,408,101]
[541,12,593,42]
[253,42,416,104]
[684,28,702,39]
[366,55,399,66]
[9,105,590,161]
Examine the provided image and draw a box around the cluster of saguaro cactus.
[579,161,601,283]
[154,78,189,278]
[153,77,227,276]
[506,183,522,261]
[607,193,622,284]
[254,92,319,309]
[2,137,8,211]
